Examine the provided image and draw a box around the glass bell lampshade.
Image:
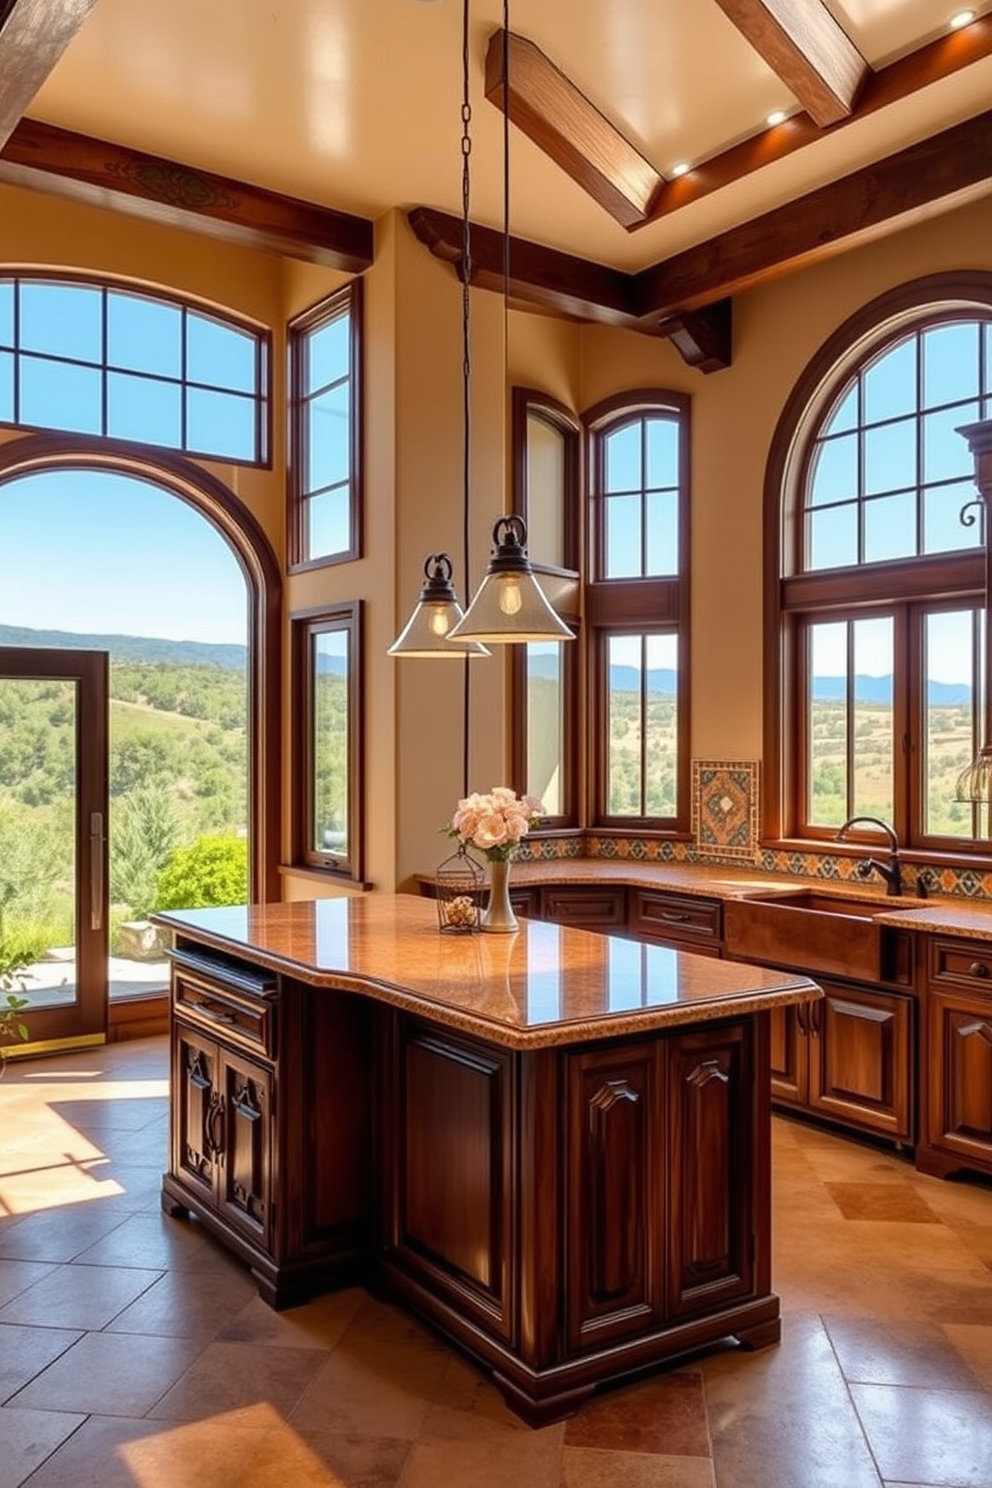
[448,516,575,645]
[388,553,490,658]
[955,743,992,803]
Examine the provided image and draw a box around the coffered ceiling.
[2,0,991,343]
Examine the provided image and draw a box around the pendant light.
[447,0,575,648]
[388,554,488,657]
[954,418,992,805]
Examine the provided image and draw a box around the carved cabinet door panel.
[769,1002,805,1106]
[216,1045,273,1250]
[928,990,992,1165]
[808,981,913,1140]
[172,1023,221,1207]
[665,1021,755,1318]
[565,1040,664,1352]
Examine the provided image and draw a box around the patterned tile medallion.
[692,760,759,863]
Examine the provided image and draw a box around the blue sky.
[0,469,247,645]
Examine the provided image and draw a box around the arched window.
[767,274,992,854]
[0,274,269,465]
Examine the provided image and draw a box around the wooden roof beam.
[0,0,100,149]
[484,29,663,229]
[710,0,870,126]
[0,120,375,273]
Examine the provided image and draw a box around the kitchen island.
[156,894,820,1424]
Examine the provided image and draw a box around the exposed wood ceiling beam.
[634,108,992,321]
[709,0,869,127]
[483,30,663,229]
[411,107,992,344]
[0,0,100,150]
[0,120,375,273]
[658,302,733,374]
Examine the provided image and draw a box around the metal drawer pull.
[659,910,689,922]
[969,961,990,979]
[195,1001,238,1025]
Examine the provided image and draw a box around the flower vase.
[482,856,518,933]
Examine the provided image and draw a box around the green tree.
[111,787,182,918]
[155,835,248,911]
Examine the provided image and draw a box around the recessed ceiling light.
[671,162,690,177]
[950,9,976,27]
[766,109,788,127]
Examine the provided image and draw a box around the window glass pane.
[807,501,857,570]
[923,323,979,408]
[645,490,678,577]
[606,634,642,816]
[822,382,857,435]
[186,387,256,460]
[526,643,563,814]
[924,609,980,838]
[307,488,350,559]
[0,350,12,421]
[311,629,349,857]
[605,493,642,577]
[645,416,678,489]
[923,479,984,556]
[807,621,848,827]
[307,383,350,492]
[604,423,641,493]
[863,492,916,564]
[19,281,102,362]
[187,313,256,393]
[107,371,183,447]
[863,417,917,495]
[0,282,13,347]
[307,313,349,391]
[986,324,992,397]
[923,402,980,485]
[809,432,857,506]
[645,633,677,817]
[526,414,565,568]
[20,355,102,434]
[863,337,917,424]
[852,616,893,823]
[107,292,183,378]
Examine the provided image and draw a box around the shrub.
[154,835,248,911]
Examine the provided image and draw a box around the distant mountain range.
[0,626,973,703]
[0,624,248,670]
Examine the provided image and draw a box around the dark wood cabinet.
[628,888,723,956]
[376,1008,774,1424]
[541,885,627,932]
[163,946,372,1307]
[918,936,992,1179]
[767,979,912,1141]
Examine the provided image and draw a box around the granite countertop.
[153,895,820,1051]
[468,858,992,939]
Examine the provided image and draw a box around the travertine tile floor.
[2,1036,992,1487]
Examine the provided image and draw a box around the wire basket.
[435,845,485,933]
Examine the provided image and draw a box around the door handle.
[89,811,105,931]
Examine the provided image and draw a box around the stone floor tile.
[563,1371,710,1456]
[218,1285,366,1349]
[561,1446,716,1487]
[823,1314,982,1389]
[8,1330,204,1416]
[0,1406,86,1488]
[148,1338,329,1424]
[826,1181,941,1222]
[0,1261,160,1329]
[396,1432,562,1487]
[0,1323,81,1403]
[106,1264,258,1340]
[850,1382,992,1487]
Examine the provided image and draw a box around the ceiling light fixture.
[954,421,992,808]
[949,10,976,28]
[671,162,690,178]
[766,109,787,127]
[447,0,574,648]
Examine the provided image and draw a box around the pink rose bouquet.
[449,786,545,862]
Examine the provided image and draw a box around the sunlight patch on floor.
[117,1403,350,1487]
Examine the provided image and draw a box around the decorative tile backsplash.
[515,757,992,900]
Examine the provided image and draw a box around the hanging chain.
[460,0,472,802]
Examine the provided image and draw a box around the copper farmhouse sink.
[724,890,894,982]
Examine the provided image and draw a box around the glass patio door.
[0,648,109,1050]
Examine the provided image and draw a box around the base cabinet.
[919,937,992,1179]
[768,980,913,1142]
[375,1008,775,1424]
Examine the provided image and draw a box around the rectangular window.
[924,607,987,840]
[293,602,363,881]
[288,283,362,569]
[604,632,679,821]
[804,616,894,829]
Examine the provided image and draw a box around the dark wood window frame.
[0,270,271,467]
[584,389,692,837]
[510,387,582,830]
[287,280,363,572]
[292,600,365,884]
[765,271,992,862]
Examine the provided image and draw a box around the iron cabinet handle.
[969,961,990,979]
[659,911,689,922]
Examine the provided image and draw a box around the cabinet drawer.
[629,890,722,947]
[541,886,627,931]
[929,938,992,995]
[172,950,278,1058]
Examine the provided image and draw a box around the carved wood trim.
[484,30,663,229]
[658,301,733,373]
[710,0,869,127]
[0,119,375,273]
[0,0,99,150]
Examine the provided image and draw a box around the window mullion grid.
[856,371,866,567]
[100,287,109,439]
[915,329,925,558]
[180,306,189,454]
[12,277,20,425]
[845,619,855,819]
[639,417,648,579]
[640,633,648,817]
